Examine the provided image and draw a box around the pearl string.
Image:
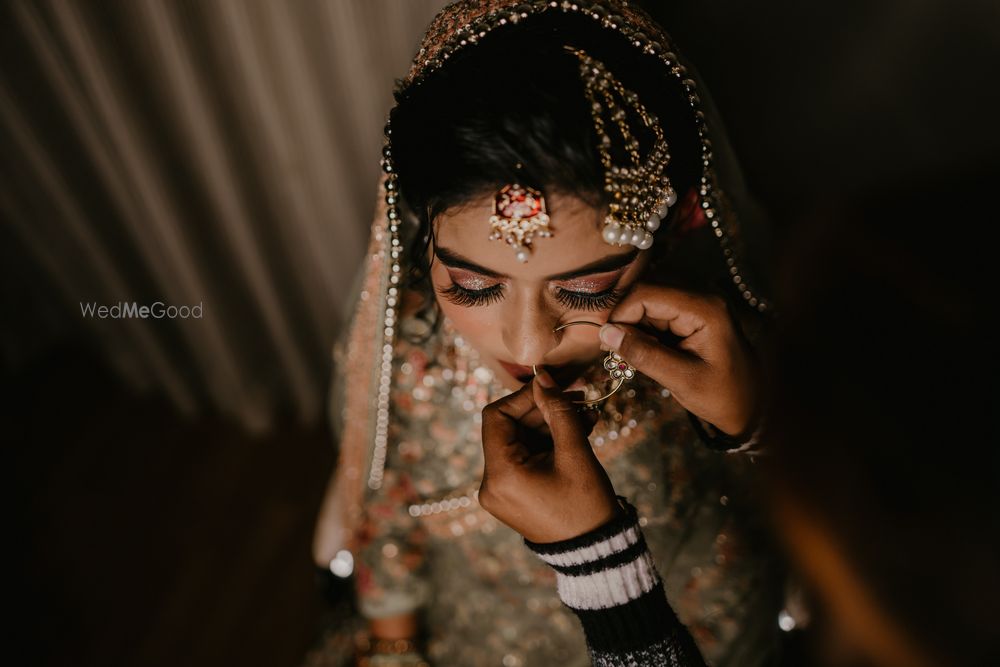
[368,131,401,491]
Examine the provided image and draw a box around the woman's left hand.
[478,371,619,543]
[599,284,759,437]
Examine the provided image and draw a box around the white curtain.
[0,0,446,432]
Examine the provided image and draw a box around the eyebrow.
[434,246,639,281]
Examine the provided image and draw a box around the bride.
[309,2,780,665]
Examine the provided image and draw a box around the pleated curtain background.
[5,0,997,435]
[0,0,447,433]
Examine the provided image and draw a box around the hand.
[599,284,759,437]
[478,371,619,543]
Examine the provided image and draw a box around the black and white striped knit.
[524,499,707,667]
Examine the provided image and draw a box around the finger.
[607,284,719,338]
[481,382,536,471]
[531,370,594,467]
[561,391,600,432]
[493,380,538,421]
[519,404,547,432]
[600,323,701,394]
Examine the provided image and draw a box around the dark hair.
[388,13,702,326]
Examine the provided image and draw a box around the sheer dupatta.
[317,0,772,564]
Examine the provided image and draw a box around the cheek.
[436,297,502,353]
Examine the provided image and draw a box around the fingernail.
[599,324,624,350]
[535,368,556,389]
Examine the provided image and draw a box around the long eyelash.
[438,282,620,310]
[437,282,505,307]
[555,287,623,311]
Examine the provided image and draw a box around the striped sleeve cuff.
[523,499,684,654]
[687,412,767,455]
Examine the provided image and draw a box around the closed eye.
[554,286,623,311]
[437,282,504,307]
[436,266,626,311]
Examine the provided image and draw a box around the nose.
[501,291,561,366]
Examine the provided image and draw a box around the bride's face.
[430,192,650,390]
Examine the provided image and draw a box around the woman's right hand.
[478,371,620,544]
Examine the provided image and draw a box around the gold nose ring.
[532,321,636,407]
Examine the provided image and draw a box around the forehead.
[433,192,630,277]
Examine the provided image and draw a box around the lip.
[499,360,535,382]
[498,359,593,388]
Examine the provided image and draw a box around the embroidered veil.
[321,0,771,562]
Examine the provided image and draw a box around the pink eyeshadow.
[556,270,623,293]
[449,269,498,291]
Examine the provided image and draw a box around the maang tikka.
[489,182,552,263]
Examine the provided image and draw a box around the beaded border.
[367,154,402,490]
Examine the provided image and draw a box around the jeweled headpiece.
[489,183,552,263]
[566,46,677,250]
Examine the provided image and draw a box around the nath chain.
[533,320,637,407]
